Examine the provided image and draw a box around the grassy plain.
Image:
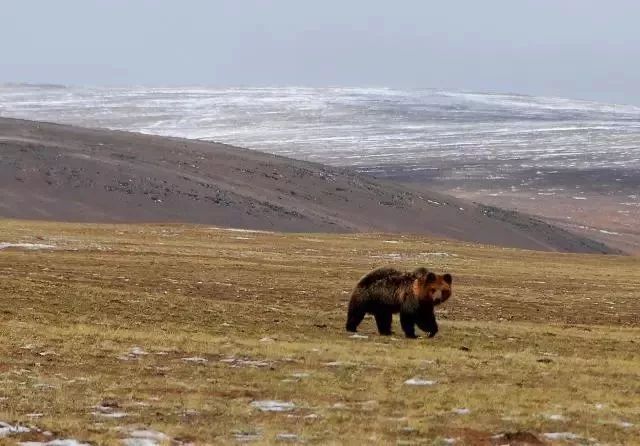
[0,219,639,445]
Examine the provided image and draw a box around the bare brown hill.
[0,117,617,253]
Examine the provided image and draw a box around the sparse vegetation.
[0,219,639,445]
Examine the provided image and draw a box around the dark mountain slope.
[0,117,616,253]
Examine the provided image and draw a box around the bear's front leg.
[400,312,417,339]
[416,310,438,338]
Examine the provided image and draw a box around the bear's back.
[355,267,403,289]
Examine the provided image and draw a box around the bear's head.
[413,271,452,305]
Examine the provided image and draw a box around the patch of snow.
[546,414,566,421]
[442,439,456,445]
[121,429,169,446]
[349,334,368,339]
[121,440,158,446]
[38,351,57,357]
[383,240,400,244]
[404,377,436,386]
[323,361,354,367]
[250,400,296,412]
[276,433,299,441]
[290,372,310,378]
[0,421,30,437]
[127,430,168,441]
[572,196,587,200]
[219,357,270,368]
[129,346,147,355]
[0,243,55,251]
[92,411,128,418]
[359,400,379,411]
[181,357,208,364]
[233,431,262,443]
[453,408,470,415]
[20,441,91,446]
[259,337,275,343]
[543,432,579,440]
[212,227,274,234]
[118,346,149,361]
[618,421,634,428]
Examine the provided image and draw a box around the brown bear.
[345,266,452,338]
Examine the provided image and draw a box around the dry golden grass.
[0,219,639,445]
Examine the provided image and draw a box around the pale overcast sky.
[2,0,639,104]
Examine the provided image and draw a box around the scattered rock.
[536,358,553,363]
[459,346,470,351]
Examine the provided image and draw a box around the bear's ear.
[443,273,452,285]
[426,272,437,283]
[413,267,429,277]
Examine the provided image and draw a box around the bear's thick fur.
[345,267,452,338]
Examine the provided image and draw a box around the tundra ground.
[0,220,639,445]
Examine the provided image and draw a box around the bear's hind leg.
[400,312,417,339]
[374,311,393,335]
